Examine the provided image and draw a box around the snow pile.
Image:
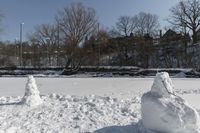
[21,75,42,106]
[0,95,140,133]
[141,72,200,133]
[174,72,186,78]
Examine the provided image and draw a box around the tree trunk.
[192,29,197,43]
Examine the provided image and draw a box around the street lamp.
[20,22,24,66]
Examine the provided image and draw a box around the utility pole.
[20,23,24,66]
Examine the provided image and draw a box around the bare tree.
[169,0,200,43]
[114,16,136,36]
[134,12,160,37]
[56,3,98,72]
[28,24,58,66]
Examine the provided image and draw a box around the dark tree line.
[1,0,200,69]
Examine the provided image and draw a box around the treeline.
[1,0,200,70]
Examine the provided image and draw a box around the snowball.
[141,72,200,133]
[21,75,42,106]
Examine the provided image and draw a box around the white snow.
[141,72,200,133]
[0,76,199,132]
[150,72,175,96]
[0,95,141,133]
[21,75,42,106]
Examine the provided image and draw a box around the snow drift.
[21,75,42,106]
[141,72,200,133]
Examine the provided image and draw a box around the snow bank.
[141,72,200,133]
[21,75,42,106]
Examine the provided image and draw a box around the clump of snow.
[141,72,200,133]
[21,75,42,106]
[174,72,186,78]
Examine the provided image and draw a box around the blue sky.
[0,0,180,42]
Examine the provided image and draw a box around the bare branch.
[169,0,200,43]
[57,3,98,47]
[115,16,136,36]
[134,12,160,37]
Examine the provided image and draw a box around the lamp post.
[20,23,24,66]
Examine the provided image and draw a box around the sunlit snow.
[0,74,199,132]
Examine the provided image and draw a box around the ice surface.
[141,72,200,133]
[21,75,42,106]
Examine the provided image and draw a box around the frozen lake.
[0,77,200,98]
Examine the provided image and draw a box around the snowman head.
[27,75,35,84]
[151,72,174,96]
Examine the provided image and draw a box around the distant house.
[160,29,184,44]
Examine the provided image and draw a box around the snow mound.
[174,72,186,78]
[141,72,200,133]
[21,75,42,106]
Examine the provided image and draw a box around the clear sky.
[0,0,180,42]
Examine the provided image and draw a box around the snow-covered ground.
[0,77,200,132]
